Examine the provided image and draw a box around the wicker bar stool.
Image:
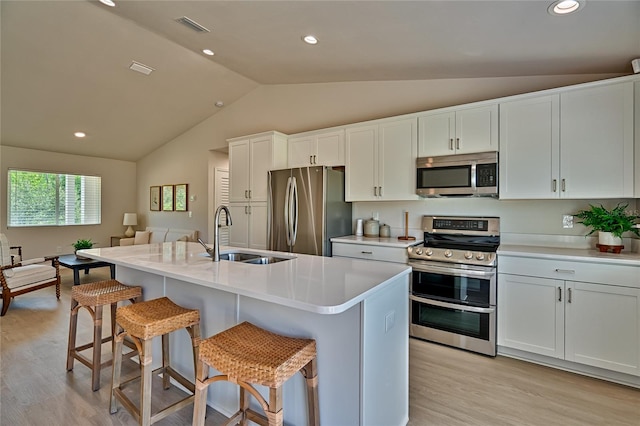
[110,296,201,426]
[193,321,319,426]
[66,279,142,391]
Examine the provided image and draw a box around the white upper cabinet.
[500,81,634,199]
[345,117,418,201]
[633,81,640,198]
[499,94,560,199]
[288,129,345,168]
[228,131,288,203]
[560,81,634,199]
[418,104,498,157]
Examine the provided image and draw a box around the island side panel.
[362,274,409,426]
[239,296,363,426]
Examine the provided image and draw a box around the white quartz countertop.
[331,235,421,248]
[80,242,411,315]
[498,244,640,267]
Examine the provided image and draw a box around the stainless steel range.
[407,216,500,356]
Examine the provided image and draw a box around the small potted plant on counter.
[573,203,640,251]
[72,239,93,259]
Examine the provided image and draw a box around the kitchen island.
[81,242,411,426]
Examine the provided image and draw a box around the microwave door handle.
[410,295,495,314]
[413,263,496,279]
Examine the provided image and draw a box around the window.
[8,169,101,227]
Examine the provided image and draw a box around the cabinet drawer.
[498,255,640,288]
[333,243,408,264]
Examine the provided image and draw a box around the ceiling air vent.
[175,16,210,33]
[129,61,154,76]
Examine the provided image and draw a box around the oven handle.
[409,262,496,279]
[410,294,495,314]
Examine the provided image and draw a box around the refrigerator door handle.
[291,176,299,246]
[284,176,292,246]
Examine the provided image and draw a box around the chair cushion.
[3,264,56,290]
[133,231,150,245]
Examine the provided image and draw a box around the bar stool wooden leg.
[140,338,153,426]
[91,304,104,391]
[66,298,79,372]
[302,359,320,426]
[110,325,125,415]
[161,334,170,390]
[192,359,209,426]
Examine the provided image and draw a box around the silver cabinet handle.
[245,190,248,199]
[378,186,382,197]
[567,288,572,303]
[313,155,317,164]
[561,179,566,192]
[456,138,460,150]
[374,186,378,196]
[310,155,313,164]
[361,251,373,254]
[555,269,575,274]
[558,286,562,302]
[248,189,252,199]
[449,138,454,150]
[552,179,557,192]
[244,205,248,214]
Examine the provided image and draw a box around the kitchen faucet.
[209,205,232,262]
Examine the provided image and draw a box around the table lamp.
[123,213,137,237]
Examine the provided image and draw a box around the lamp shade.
[123,213,137,226]
[123,213,137,237]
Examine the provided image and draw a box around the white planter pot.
[598,231,622,246]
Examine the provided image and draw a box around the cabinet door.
[560,82,634,198]
[248,202,268,250]
[345,124,378,201]
[565,281,640,376]
[228,203,249,248]
[316,130,345,166]
[378,118,418,201]
[499,95,560,199]
[249,135,274,202]
[454,104,498,155]
[418,111,454,156]
[288,135,314,168]
[635,82,640,198]
[498,274,564,358]
[229,140,250,203]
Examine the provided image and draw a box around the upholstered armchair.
[0,234,61,316]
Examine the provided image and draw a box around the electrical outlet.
[562,214,574,229]
[56,246,62,253]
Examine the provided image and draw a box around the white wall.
[136,73,626,238]
[0,146,136,257]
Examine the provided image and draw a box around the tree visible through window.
[8,169,101,227]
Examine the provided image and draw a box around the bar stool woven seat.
[110,296,200,426]
[67,279,142,391]
[193,321,319,426]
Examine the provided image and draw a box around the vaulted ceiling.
[2,0,639,161]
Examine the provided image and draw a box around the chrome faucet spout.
[212,205,232,262]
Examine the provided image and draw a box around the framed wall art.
[162,185,174,211]
[150,186,161,211]
[175,184,188,212]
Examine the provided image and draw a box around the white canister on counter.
[379,224,390,238]
[355,219,364,236]
[364,219,379,237]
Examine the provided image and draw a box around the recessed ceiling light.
[548,0,585,15]
[99,0,116,7]
[202,49,215,56]
[215,101,224,107]
[302,35,318,45]
[74,132,86,138]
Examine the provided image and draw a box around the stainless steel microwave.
[416,151,498,197]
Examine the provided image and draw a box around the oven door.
[409,261,497,356]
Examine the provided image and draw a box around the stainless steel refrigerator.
[268,166,352,256]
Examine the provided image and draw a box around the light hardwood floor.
[1,267,639,425]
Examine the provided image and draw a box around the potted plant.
[72,239,93,259]
[573,203,640,247]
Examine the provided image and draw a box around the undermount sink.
[212,250,293,265]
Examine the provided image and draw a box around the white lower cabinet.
[228,202,268,249]
[498,257,640,377]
